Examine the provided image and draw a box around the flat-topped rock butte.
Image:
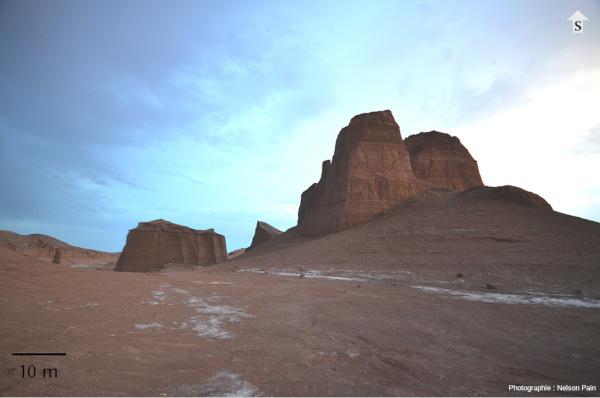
[298,110,419,237]
[115,219,227,272]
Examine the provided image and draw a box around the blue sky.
[1,0,599,253]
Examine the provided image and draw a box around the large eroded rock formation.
[298,110,419,236]
[404,131,483,192]
[247,221,282,251]
[115,219,227,272]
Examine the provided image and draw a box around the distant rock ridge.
[404,131,484,192]
[0,230,119,264]
[114,219,227,272]
[298,110,419,236]
[247,221,282,251]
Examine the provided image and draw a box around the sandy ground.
[2,195,600,396]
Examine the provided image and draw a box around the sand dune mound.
[232,184,597,281]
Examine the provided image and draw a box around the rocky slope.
[405,130,484,192]
[298,110,419,236]
[115,219,227,272]
[0,230,119,265]
[246,221,282,251]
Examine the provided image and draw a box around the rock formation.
[52,248,63,264]
[0,230,119,265]
[247,221,282,251]
[404,131,484,192]
[114,219,227,272]
[298,110,419,236]
[460,185,553,210]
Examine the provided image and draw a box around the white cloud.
[453,68,600,218]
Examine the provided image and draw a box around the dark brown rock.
[298,110,419,236]
[246,221,282,251]
[228,248,246,260]
[114,219,227,272]
[52,248,63,264]
[404,131,484,192]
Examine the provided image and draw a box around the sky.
[1,0,599,253]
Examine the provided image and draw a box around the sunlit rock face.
[298,110,419,236]
[115,219,227,272]
[404,131,484,192]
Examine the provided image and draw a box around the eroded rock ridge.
[0,230,119,264]
[115,219,227,272]
[298,110,419,236]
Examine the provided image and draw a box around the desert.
[2,110,599,397]
[3,2,599,396]
[1,189,599,396]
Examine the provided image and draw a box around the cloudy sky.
[1,0,599,253]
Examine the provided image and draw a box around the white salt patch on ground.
[181,296,253,339]
[181,316,234,339]
[412,286,600,308]
[163,371,259,396]
[135,322,163,329]
[274,271,364,281]
[151,290,168,301]
[70,264,102,268]
[241,267,409,282]
[346,350,360,358]
[136,287,253,339]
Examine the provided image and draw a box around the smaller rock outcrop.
[228,248,246,260]
[405,131,483,192]
[52,248,63,264]
[247,221,282,251]
[115,219,227,272]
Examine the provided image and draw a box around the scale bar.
[12,353,66,356]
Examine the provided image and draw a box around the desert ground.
[2,192,600,396]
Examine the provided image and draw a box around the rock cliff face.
[114,219,227,272]
[0,230,119,264]
[247,221,282,251]
[404,131,483,192]
[298,110,419,236]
